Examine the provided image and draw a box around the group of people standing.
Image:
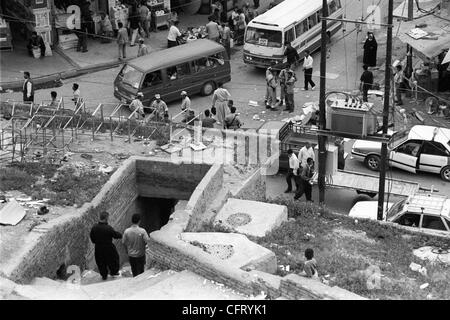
[265,48,316,111]
[286,143,316,202]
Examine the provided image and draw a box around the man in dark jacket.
[90,211,122,280]
[284,42,300,68]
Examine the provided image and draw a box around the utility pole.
[318,0,329,204]
[405,0,414,79]
[408,0,414,20]
[377,0,394,221]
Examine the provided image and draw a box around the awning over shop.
[395,14,450,60]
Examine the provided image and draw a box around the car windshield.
[387,199,407,219]
[388,129,410,149]
[119,65,143,89]
[245,27,282,48]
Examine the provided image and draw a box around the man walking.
[138,1,150,38]
[360,65,373,102]
[284,42,299,68]
[22,72,34,103]
[298,142,315,168]
[285,149,300,193]
[117,22,128,60]
[294,157,315,201]
[90,211,122,280]
[122,214,150,277]
[302,50,315,90]
[220,22,231,58]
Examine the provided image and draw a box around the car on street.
[349,193,450,237]
[351,125,450,181]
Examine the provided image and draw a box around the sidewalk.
[0,11,210,93]
[0,0,275,93]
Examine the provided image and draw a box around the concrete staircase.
[8,269,256,300]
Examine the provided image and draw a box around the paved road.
[1,0,448,203]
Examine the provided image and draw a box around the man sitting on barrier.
[129,92,145,119]
[149,94,169,121]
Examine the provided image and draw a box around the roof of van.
[250,0,324,29]
[128,39,225,72]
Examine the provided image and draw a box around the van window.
[308,14,318,29]
[167,63,191,80]
[245,27,282,48]
[119,65,143,89]
[284,28,295,44]
[193,57,214,72]
[142,70,162,88]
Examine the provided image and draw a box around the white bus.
[243,0,343,68]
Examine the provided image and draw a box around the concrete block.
[180,232,276,274]
[214,198,287,238]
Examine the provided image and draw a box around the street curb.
[0,52,128,93]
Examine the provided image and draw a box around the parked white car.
[349,194,450,237]
[351,125,450,181]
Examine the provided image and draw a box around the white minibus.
[243,0,344,68]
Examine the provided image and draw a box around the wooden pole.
[319,0,329,204]
[377,0,394,221]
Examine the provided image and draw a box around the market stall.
[395,13,450,106]
[0,18,13,51]
[147,0,170,29]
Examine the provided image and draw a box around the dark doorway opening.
[136,197,178,233]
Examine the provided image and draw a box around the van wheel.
[440,166,450,181]
[201,81,215,96]
[365,154,380,171]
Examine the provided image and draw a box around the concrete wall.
[3,157,213,283]
[136,158,211,200]
[3,157,138,283]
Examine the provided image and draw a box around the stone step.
[125,270,253,300]
[80,269,178,300]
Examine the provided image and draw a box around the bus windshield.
[245,27,282,48]
[119,65,143,89]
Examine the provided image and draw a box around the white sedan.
[351,125,450,181]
